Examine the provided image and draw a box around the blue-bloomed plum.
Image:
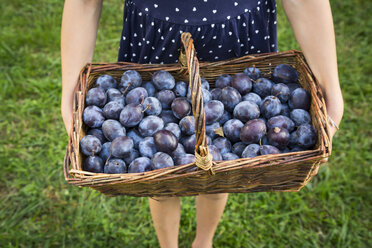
[143,81,156,97]
[172,143,186,157]
[280,103,290,117]
[80,135,102,156]
[123,149,140,165]
[96,74,117,91]
[215,74,232,88]
[179,116,195,136]
[244,67,261,80]
[290,109,311,126]
[160,110,179,124]
[83,156,104,173]
[267,115,295,132]
[86,87,107,107]
[272,64,298,84]
[233,101,260,122]
[222,153,239,160]
[267,127,290,150]
[174,153,195,165]
[128,157,152,173]
[287,83,301,93]
[291,147,305,152]
[119,103,144,127]
[138,115,164,137]
[259,145,281,155]
[125,87,148,105]
[104,159,126,174]
[232,142,246,157]
[152,70,175,90]
[271,83,290,103]
[153,130,178,153]
[260,96,281,119]
[110,136,134,158]
[156,90,176,109]
[232,73,252,95]
[220,86,242,112]
[295,124,317,149]
[174,81,188,97]
[240,119,266,144]
[106,88,124,105]
[181,134,197,154]
[164,123,181,140]
[210,88,222,100]
[218,110,231,125]
[171,97,191,119]
[241,144,260,158]
[127,129,143,149]
[151,152,174,170]
[120,70,142,92]
[206,122,221,139]
[103,101,124,120]
[83,106,105,128]
[252,78,274,98]
[201,78,210,91]
[288,132,298,148]
[102,119,126,141]
[202,88,212,104]
[208,145,222,161]
[139,137,157,158]
[143,97,162,116]
[87,128,106,144]
[212,137,232,154]
[242,92,262,106]
[288,88,311,110]
[205,100,224,125]
[223,119,244,143]
[99,142,111,162]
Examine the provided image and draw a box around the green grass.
[0,0,371,247]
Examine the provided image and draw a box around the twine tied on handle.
[179,32,214,175]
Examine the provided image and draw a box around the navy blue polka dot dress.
[118,0,278,64]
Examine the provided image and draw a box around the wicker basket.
[64,33,331,197]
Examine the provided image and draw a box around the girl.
[61,1,343,247]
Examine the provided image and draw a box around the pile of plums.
[80,64,317,174]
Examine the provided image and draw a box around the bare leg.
[192,193,229,248]
[148,196,181,248]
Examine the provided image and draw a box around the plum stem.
[140,95,145,105]
[122,83,131,95]
[274,91,282,97]
[142,104,151,113]
[105,153,112,165]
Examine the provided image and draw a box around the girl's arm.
[282,0,344,141]
[61,0,103,134]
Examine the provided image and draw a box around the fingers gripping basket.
[64,33,331,197]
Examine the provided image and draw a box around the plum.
[208,145,222,161]
[174,154,195,165]
[290,109,311,126]
[233,101,260,122]
[103,101,124,120]
[96,74,117,91]
[288,88,311,110]
[110,136,134,158]
[212,137,232,155]
[252,78,274,98]
[222,152,239,161]
[83,156,104,173]
[260,96,281,119]
[80,135,102,156]
[143,97,162,116]
[171,97,191,119]
[139,137,157,158]
[151,152,174,170]
[220,86,242,112]
[85,87,106,107]
[267,115,295,132]
[104,159,126,174]
[232,73,252,95]
[138,115,164,137]
[174,81,188,97]
[152,70,175,90]
[244,67,261,80]
[232,142,246,157]
[210,88,222,100]
[271,83,290,103]
[119,70,142,92]
[102,119,126,141]
[272,64,298,84]
[128,157,152,173]
[259,145,281,155]
[119,103,144,127]
[156,90,176,109]
[87,128,106,144]
[127,129,143,149]
[267,127,290,150]
[143,81,156,97]
[164,123,181,140]
[205,100,224,125]
[241,144,260,158]
[240,119,266,144]
[223,119,244,143]
[215,74,232,88]
[242,92,262,106]
[153,130,178,153]
[83,105,105,128]
[125,87,148,105]
[179,116,195,136]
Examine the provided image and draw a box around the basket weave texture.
[64,33,331,197]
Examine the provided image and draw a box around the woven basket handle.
[179,32,214,174]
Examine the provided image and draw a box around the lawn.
[0,0,371,247]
